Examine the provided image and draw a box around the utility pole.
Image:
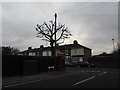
[54,13,57,47]
[54,13,57,57]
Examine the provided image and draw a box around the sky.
[1,0,119,55]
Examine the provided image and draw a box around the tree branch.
[36,20,72,46]
[56,28,68,42]
[36,24,51,40]
[44,22,53,35]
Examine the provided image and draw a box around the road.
[3,67,120,88]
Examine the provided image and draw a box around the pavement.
[2,70,70,87]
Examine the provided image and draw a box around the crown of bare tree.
[36,13,72,56]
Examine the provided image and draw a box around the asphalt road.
[3,67,120,88]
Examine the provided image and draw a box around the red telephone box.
[57,52,65,71]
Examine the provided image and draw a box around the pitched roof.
[20,42,91,53]
[58,44,91,50]
[41,43,91,51]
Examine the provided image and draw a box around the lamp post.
[112,38,115,52]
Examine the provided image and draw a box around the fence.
[2,55,64,77]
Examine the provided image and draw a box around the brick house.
[20,40,92,63]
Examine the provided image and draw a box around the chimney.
[73,40,78,44]
[28,47,32,50]
[40,45,44,48]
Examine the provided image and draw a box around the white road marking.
[99,73,104,75]
[104,71,107,74]
[91,71,95,72]
[98,71,107,75]
[81,70,84,72]
[4,73,73,88]
[4,70,107,88]
[73,76,96,86]
[85,70,90,72]
[96,71,101,72]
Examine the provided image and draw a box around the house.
[55,40,91,63]
[20,40,92,63]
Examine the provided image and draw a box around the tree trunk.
[50,42,55,57]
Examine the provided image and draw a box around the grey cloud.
[2,2,118,55]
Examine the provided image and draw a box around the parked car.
[77,61,95,68]
[48,66,55,71]
[65,62,74,67]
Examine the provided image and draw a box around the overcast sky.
[2,1,118,55]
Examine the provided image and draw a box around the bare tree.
[36,13,72,56]
[2,46,20,55]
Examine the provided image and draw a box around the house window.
[42,51,52,56]
[65,56,70,62]
[47,51,52,56]
[79,57,83,62]
[73,49,78,54]
[42,51,47,56]
[28,52,36,56]
[37,52,40,56]
[74,49,77,53]
[65,50,69,55]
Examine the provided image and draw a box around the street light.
[112,38,115,52]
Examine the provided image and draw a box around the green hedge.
[88,56,119,68]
